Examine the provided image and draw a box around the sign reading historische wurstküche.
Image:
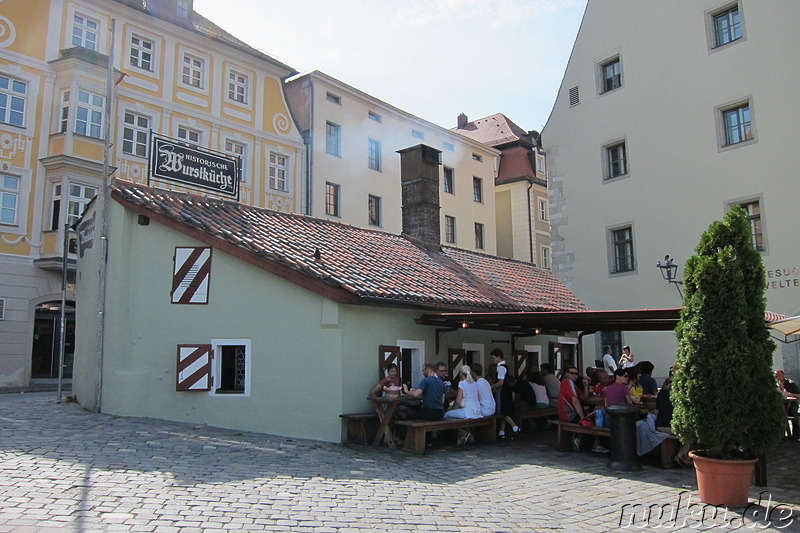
[149,134,240,199]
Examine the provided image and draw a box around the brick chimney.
[457,113,468,129]
[397,144,442,248]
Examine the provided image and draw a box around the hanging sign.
[149,134,239,199]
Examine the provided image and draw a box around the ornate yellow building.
[0,0,304,387]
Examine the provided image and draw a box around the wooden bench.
[394,416,501,454]
[339,412,378,445]
[515,407,558,426]
[548,419,610,450]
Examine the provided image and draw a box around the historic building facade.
[542,0,800,376]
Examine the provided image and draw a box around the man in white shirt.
[602,345,618,375]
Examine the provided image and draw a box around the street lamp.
[656,254,683,299]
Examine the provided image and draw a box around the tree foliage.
[671,206,783,459]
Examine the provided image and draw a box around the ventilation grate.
[569,85,580,107]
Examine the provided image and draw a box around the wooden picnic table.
[366,394,416,449]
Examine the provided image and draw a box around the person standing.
[602,345,617,375]
[491,349,520,439]
[619,345,635,368]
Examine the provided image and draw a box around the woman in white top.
[444,365,482,420]
[472,363,497,417]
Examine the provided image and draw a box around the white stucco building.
[542,0,800,378]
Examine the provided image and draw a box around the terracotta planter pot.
[689,451,758,508]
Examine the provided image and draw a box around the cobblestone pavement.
[0,393,797,532]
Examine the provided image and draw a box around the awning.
[767,314,800,343]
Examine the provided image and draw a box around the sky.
[193,0,587,133]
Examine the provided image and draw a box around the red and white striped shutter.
[176,344,212,391]
[172,247,212,304]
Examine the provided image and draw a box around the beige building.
[285,71,500,255]
[453,113,550,266]
[543,0,800,378]
[0,0,303,387]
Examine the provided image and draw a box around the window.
[472,153,482,162]
[606,142,628,179]
[75,90,104,139]
[182,54,204,88]
[368,110,381,122]
[601,57,622,93]
[472,177,483,203]
[722,103,752,145]
[539,199,548,221]
[412,129,424,140]
[225,140,246,182]
[72,14,98,51]
[129,35,153,71]
[368,195,381,226]
[177,126,201,145]
[326,92,341,104]
[535,155,544,174]
[611,226,635,273]
[325,182,340,216]
[211,339,250,395]
[368,138,381,171]
[227,70,247,104]
[1,174,19,225]
[177,0,190,19]
[540,246,551,269]
[51,183,97,230]
[122,112,149,157]
[443,166,454,194]
[442,141,454,151]
[325,121,340,157]
[714,6,742,47]
[58,91,70,133]
[444,216,456,244]
[474,223,484,250]
[268,152,288,191]
[738,201,764,251]
[0,75,26,127]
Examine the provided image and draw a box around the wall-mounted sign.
[149,134,239,199]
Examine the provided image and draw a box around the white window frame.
[122,111,150,158]
[709,3,744,50]
[368,110,382,123]
[209,338,251,397]
[177,125,202,145]
[0,174,20,226]
[226,69,248,105]
[599,55,622,94]
[71,12,99,51]
[472,176,483,203]
[268,151,289,191]
[177,0,191,18]
[608,224,635,274]
[51,182,98,230]
[129,34,154,72]
[326,92,341,105]
[326,121,341,157]
[74,89,104,139]
[444,215,456,244]
[443,166,455,194]
[539,198,549,221]
[398,339,426,392]
[540,246,551,269]
[716,98,755,149]
[368,138,381,171]
[726,195,767,252]
[225,139,247,183]
[472,153,483,162]
[181,52,205,90]
[604,140,628,180]
[0,74,27,128]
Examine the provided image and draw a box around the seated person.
[444,365,482,445]
[626,367,644,404]
[512,371,550,411]
[637,361,659,398]
[370,363,404,397]
[653,374,692,466]
[585,366,600,387]
[775,369,800,441]
[540,363,560,407]
[472,363,496,417]
[604,368,633,407]
[591,369,613,397]
[407,363,446,421]
[557,365,608,453]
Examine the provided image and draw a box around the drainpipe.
[526,179,534,264]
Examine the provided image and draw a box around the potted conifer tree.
[671,206,784,507]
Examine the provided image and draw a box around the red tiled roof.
[111,181,586,313]
[453,113,531,147]
[496,145,536,185]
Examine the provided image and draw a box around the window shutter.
[172,247,212,304]
[176,344,212,391]
[379,345,401,381]
[448,348,466,376]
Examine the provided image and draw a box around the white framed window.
[1,174,20,225]
[51,182,97,230]
[412,129,424,140]
[442,141,454,151]
[326,121,341,157]
[72,13,98,51]
[605,141,628,179]
[177,126,201,145]
[325,182,340,216]
[227,70,248,104]
[122,112,149,158]
[225,140,247,183]
[129,34,154,71]
[610,225,635,273]
[713,5,742,47]
[727,197,766,252]
[58,90,70,133]
[535,155,544,174]
[326,92,341,105]
[472,177,483,203]
[182,53,204,89]
[600,56,622,93]
[75,90,104,139]
[539,199,549,221]
[368,195,381,226]
[210,338,250,396]
[0,75,27,127]
[722,103,752,146]
[368,110,381,123]
[472,153,483,162]
[443,166,454,194]
[474,222,484,250]
[368,138,381,171]
[444,215,456,244]
[268,152,288,191]
[540,246,551,269]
